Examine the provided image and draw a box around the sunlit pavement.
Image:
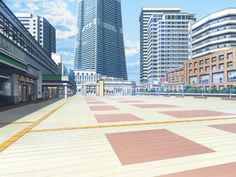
[0,95,236,177]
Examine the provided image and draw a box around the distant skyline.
[5,0,236,82]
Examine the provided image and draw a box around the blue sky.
[5,0,236,82]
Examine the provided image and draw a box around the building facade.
[140,8,167,83]
[0,2,75,106]
[191,8,236,59]
[166,48,236,91]
[165,67,185,91]
[0,2,58,105]
[74,70,135,96]
[15,13,56,57]
[74,0,127,80]
[186,48,236,90]
[145,8,195,88]
[140,8,195,84]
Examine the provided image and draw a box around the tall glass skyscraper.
[74,0,127,80]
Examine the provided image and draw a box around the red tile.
[158,162,236,177]
[160,110,233,118]
[119,101,144,103]
[95,113,143,123]
[87,101,105,104]
[106,129,214,165]
[132,104,177,108]
[90,105,119,111]
[210,124,236,134]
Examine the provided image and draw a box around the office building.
[74,0,127,80]
[166,48,236,91]
[15,13,56,57]
[186,48,236,90]
[192,8,236,59]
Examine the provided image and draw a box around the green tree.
[211,85,218,93]
[194,87,202,93]
[231,86,236,94]
[184,84,193,93]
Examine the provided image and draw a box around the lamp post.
[182,85,185,97]
[201,86,204,98]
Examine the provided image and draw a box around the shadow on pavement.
[0,98,62,129]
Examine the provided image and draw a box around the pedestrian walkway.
[0,95,236,177]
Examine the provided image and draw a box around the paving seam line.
[30,116,236,133]
[0,98,72,153]
[0,121,34,125]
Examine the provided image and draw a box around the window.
[190,76,197,84]
[189,63,192,68]
[227,53,233,60]
[200,75,209,84]
[212,65,216,71]
[205,59,210,64]
[212,57,216,63]
[205,66,210,72]
[212,72,224,84]
[219,63,224,69]
[194,62,198,67]
[227,61,233,68]
[200,67,204,72]
[189,70,192,74]
[199,60,204,65]
[228,70,236,82]
[194,69,198,73]
[219,55,224,61]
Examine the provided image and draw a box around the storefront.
[42,75,76,99]
[17,75,36,103]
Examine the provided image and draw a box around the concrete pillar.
[97,80,104,96]
[65,85,68,98]
[43,86,47,99]
[37,71,42,99]
[10,74,18,104]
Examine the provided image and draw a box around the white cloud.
[7,0,77,40]
[124,40,140,57]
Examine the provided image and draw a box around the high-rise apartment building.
[191,8,236,59]
[140,8,169,83]
[141,8,195,85]
[15,13,56,57]
[74,0,127,80]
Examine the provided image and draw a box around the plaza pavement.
[0,95,236,176]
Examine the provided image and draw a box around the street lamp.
[201,86,204,98]
[230,85,232,99]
